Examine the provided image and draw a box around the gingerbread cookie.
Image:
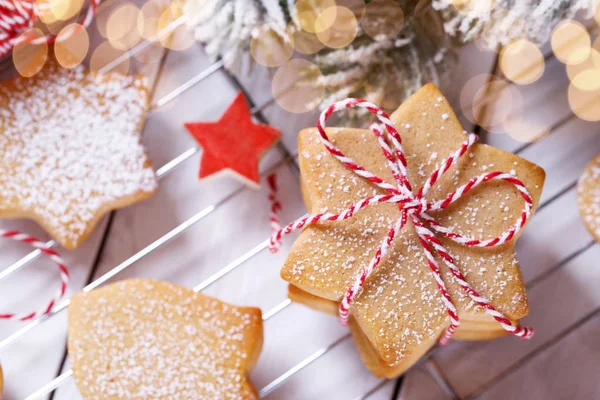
[0,60,157,249]
[578,153,600,242]
[68,279,263,399]
[277,84,545,377]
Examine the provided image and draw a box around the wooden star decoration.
[280,85,545,377]
[184,92,281,188]
[0,60,157,250]
[69,279,264,399]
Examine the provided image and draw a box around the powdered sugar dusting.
[68,279,262,399]
[578,154,600,240]
[0,61,157,248]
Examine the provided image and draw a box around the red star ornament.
[185,92,281,188]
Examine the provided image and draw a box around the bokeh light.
[295,0,336,33]
[337,0,365,22]
[157,2,194,50]
[272,59,325,113]
[499,39,544,85]
[90,41,130,74]
[504,118,550,143]
[292,29,324,54]
[138,0,170,40]
[362,0,404,41]
[106,3,142,51]
[54,23,89,69]
[250,25,294,67]
[551,20,590,65]
[36,0,59,24]
[49,0,85,21]
[474,80,523,133]
[568,83,600,121]
[13,28,48,78]
[566,37,600,92]
[460,73,492,125]
[315,6,358,48]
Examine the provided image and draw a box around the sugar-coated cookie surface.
[68,279,263,400]
[578,153,600,242]
[282,84,545,370]
[0,61,157,249]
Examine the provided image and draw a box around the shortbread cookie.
[578,153,600,242]
[288,284,511,343]
[68,279,263,399]
[281,84,545,375]
[0,60,157,249]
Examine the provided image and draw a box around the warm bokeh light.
[106,3,142,51]
[500,39,544,85]
[315,6,358,48]
[362,0,404,41]
[50,0,85,21]
[272,59,325,113]
[138,0,169,40]
[568,83,600,121]
[472,78,523,133]
[460,73,492,125]
[295,0,336,33]
[504,118,550,143]
[13,28,48,78]
[250,25,294,67]
[54,23,89,69]
[157,3,194,50]
[570,68,600,92]
[566,38,600,92]
[552,20,590,65]
[90,41,130,74]
[292,29,325,54]
[36,0,59,24]
[336,0,365,23]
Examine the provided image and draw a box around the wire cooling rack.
[1,10,598,400]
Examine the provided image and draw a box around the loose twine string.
[269,98,534,345]
[0,0,100,59]
[0,230,69,321]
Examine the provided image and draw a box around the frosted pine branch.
[433,0,597,47]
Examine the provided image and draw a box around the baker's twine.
[0,229,69,321]
[0,0,100,59]
[269,98,534,345]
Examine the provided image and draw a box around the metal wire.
[258,333,353,397]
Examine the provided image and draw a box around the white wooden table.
[1,5,599,399]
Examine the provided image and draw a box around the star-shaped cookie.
[578,153,600,242]
[281,84,545,377]
[68,279,263,399]
[0,60,157,249]
[184,92,280,188]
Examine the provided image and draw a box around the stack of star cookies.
[280,85,546,377]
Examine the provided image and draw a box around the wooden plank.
[477,311,600,400]
[434,243,600,397]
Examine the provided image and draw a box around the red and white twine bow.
[0,230,69,321]
[269,98,534,345]
[0,0,100,59]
